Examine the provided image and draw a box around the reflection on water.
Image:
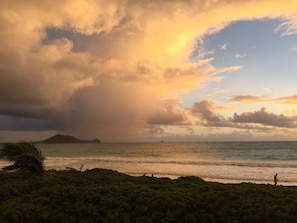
[1,142,297,185]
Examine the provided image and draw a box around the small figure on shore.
[274,173,278,186]
[79,164,84,172]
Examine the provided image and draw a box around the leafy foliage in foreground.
[0,169,297,223]
[0,142,45,176]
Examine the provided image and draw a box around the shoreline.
[2,158,297,186]
[126,172,297,187]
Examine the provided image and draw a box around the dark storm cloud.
[148,99,192,126]
[192,100,297,129]
[232,107,297,128]
[0,115,61,131]
[192,100,224,123]
[1,0,297,142]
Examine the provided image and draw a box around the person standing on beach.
[274,173,278,185]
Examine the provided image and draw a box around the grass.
[1,168,297,223]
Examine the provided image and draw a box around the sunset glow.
[1,0,297,142]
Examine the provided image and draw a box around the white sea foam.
[1,142,297,186]
[44,157,297,186]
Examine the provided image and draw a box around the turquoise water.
[1,141,297,185]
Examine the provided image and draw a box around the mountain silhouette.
[37,134,101,144]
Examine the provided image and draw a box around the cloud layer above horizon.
[1,0,297,142]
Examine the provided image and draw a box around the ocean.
[1,141,297,186]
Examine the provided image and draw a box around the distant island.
[37,134,101,144]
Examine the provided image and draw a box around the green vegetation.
[0,142,45,176]
[1,169,297,223]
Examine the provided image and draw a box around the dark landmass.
[0,169,296,223]
[37,134,101,144]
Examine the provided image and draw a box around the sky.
[0,0,297,142]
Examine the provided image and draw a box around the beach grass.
[0,168,297,223]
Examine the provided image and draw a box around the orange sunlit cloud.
[229,95,297,105]
[1,0,297,141]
